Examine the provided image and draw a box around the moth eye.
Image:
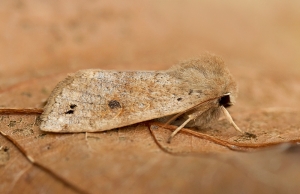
[219,95,232,108]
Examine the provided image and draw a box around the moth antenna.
[165,95,241,143]
[165,96,220,126]
[167,115,197,143]
[220,106,244,133]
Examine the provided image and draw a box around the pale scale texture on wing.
[41,54,238,132]
[40,70,203,132]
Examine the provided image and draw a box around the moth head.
[219,93,234,108]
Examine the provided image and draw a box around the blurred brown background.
[1,1,300,193]
[1,0,300,109]
[1,1,299,77]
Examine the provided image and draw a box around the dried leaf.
[1,1,300,193]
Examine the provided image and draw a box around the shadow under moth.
[40,54,248,142]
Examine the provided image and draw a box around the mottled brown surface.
[1,1,300,193]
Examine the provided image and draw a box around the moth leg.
[164,111,185,126]
[220,106,244,133]
[167,114,198,143]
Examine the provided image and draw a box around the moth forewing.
[40,54,243,142]
[40,70,207,132]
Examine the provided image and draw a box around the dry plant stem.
[0,130,88,194]
[147,123,208,156]
[0,108,43,115]
[152,122,300,151]
[148,125,187,156]
[0,130,35,163]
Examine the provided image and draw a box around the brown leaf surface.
[1,1,300,193]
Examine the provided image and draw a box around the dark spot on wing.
[108,100,121,109]
[177,97,182,101]
[65,104,77,114]
[65,110,74,114]
[70,104,77,109]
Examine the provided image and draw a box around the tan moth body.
[40,54,240,139]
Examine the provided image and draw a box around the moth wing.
[40,69,201,132]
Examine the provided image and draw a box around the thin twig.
[146,123,197,156]
[0,130,88,194]
[150,122,300,152]
[0,108,43,115]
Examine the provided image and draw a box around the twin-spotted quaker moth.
[40,54,245,142]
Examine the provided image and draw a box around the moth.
[40,54,245,142]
